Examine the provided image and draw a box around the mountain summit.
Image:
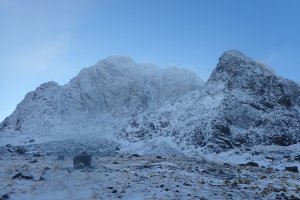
[119,50,300,152]
[0,56,203,138]
[209,50,274,84]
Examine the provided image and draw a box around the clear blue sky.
[0,0,300,121]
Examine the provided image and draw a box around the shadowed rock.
[284,166,299,173]
[73,152,92,169]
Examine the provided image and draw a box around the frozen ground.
[0,139,299,200]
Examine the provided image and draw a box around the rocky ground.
[0,140,299,200]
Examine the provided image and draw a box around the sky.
[0,0,300,121]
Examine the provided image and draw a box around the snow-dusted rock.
[1,51,300,153]
[119,50,300,152]
[0,56,203,137]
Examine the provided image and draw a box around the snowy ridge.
[1,51,300,154]
[119,50,300,152]
[0,56,203,141]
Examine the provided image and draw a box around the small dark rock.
[265,156,275,161]
[284,166,299,173]
[57,155,65,161]
[73,152,92,169]
[112,189,118,193]
[16,147,26,155]
[107,187,114,189]
[223,163,231,167]
[143,165,151,169]
[0,194,9,200]
[165,188,170,191]
[29,159,37,163]
[156,156,162,159]
[245,162,259,167]
[29,139,35,143]
[290,194,300,200]
[112,161,119,164]
[33,153,41,157]
[294,155,300,161]
[271,134,297,146]
[12,172,22,179]
[278,95,292,108]
[20,174,34,180]
[202,170,210,174]
[12,172,33,180]
[183,182,191,186]
[131,154,140,158]
[5,144,12,148]
[39,176,46,181]
[252,151,261,156]
[160,184,164,188]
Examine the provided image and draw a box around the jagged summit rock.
[0,56,203,136]
[219,50,252,62]
[209,50,274,84]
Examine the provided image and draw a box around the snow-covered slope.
[0,56,203,138]
[119,50,300,152]
[2,51,300,154]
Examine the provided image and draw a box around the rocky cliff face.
[1,51,299,153]
[119,50,300,152]
[0,56,203,135]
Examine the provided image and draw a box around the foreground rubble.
[0,140,299,200]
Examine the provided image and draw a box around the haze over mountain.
[0,56,203,142]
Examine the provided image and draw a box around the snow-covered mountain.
[1,51,300,153]
[119,50,300,152]
[1,51,300,200]
[0,56,203,137]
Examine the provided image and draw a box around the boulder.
[284,166,299,173]
[0,194,9,200]
[73,152,92,169]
